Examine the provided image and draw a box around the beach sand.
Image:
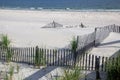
[0,9,120,80]
[0,9,120,48]
[90,32,120,57]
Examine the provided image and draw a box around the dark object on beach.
[80,23,86,28]
[42,21,63,28]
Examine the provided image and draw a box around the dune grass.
[106,52,120,80]
[60,66,82,80]
[0,34,13,63]
[1,34,11,48]
[35,47,45,67]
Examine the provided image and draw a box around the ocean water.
[0,0,120,11]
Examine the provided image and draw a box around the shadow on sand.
[25,39,120,80]
[24,66,58,80]
[99,40,120,47]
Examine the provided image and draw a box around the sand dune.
[90,32,120,57]
[0,9,120,48]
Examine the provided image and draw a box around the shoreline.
[1,8,120,12]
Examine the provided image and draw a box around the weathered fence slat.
[82,54,85,70]
[53,49,54,66]
[101,56,104,71]
[88,54,91,70]
[85,53,88,70]
[49,49,51,65]
[47,49,49,66]
[104,57,108,72]
[60,49,63,66]
[63,49,65,66]
[91,55,94,70]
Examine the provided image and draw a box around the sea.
[0,0,120,12]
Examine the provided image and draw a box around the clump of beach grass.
[0,34,13,63]
[70,37,77,53]
[1,34,11,48]
[16,64,20,73]
[35,46,46,68]
[4,74,9,80]
[106,51,120,80]
[8,65,14,80]
[70,37,78,66]
[61,65,82,80]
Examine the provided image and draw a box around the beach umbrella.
[42,21,63,28]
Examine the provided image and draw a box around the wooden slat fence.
[0,24,120,72]
[95,26,110,46]
[94,24,120,46]
[97,24,120,33]
[0,46,119,72]
[77,32,95,52]
[77,24,120,52]
[0,47,74,66]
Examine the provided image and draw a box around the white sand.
[0,9,95,48]
[0,26,94,48]
[0,9,119,49]
[0,9,120,80]
[0,62,64,80]
[90,32,120,57]
[0,9,120,27]
[0,9,120,48]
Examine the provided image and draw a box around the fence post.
[35,46,39,66]
[73,36,79,67]
[94,28,97,47]
[77,36,79,49]
[119,26,120,33]
[74,51,77,67]
[73,36,79,66]
[95,57,101,80]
